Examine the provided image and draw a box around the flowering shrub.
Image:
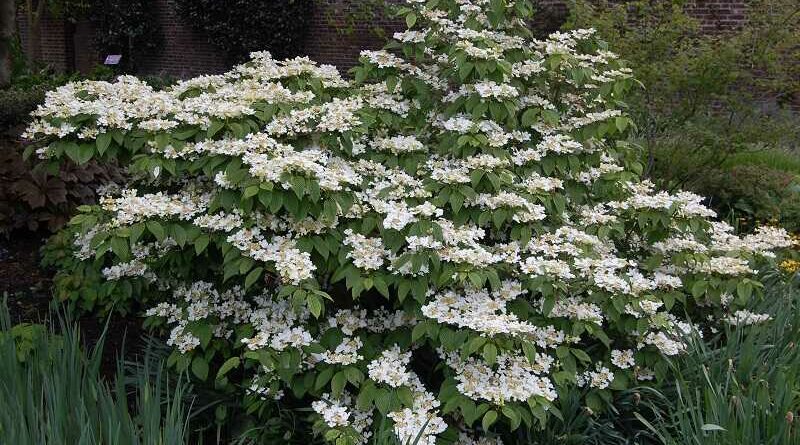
[26,0,792,443]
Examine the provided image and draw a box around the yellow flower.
[779,259,800,273]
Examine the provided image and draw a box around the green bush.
[689,164,800,232]
[565,0,800,220]
[0,85,47,128]
[174,0,313,63]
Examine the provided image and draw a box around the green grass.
[0,299,196,445]
[647,274,800,445]
[722,149,800,177]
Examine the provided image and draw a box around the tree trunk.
[25,0,43,66]
[0,0,15,87]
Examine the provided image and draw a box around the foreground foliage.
[651,273,800,444]
[27,0,792,443]
[0,300,193,444]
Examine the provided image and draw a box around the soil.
[1,233,52,320]
[0,230,144,376]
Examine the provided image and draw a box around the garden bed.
[1,231,143,377]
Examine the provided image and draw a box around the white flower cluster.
[326,307,417,335]
[26,52,346,140]
[422,283,544,337]
[101,189,210,226]
[227,229,315,284]
[343,229,390,270]
[240,296,313,351]
[363,343,447,445]
[442,350,558,403]
[311,392,373,444]
[367,345,414,387]
[314,337,364,365]
[610,349,635,369]
[145,282,251,352]
[373,135,426,154]
[577,365,615,389]
[387,371,447,445]
[725,310,772,326]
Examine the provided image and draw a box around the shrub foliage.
[27,0,791,443]
[174,0,313,63]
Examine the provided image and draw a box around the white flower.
[725,310,771,326]
[610,349,635,369]
[577,365,614,389]
[368,346,413,388]
[344,229,390,270]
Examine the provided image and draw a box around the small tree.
[566,0,800,191]
[0,0,15,87]
[16,0,89,67]
[174,0,312,64]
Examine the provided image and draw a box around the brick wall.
[305,0,405,71]
[17,0,754,78]
[686,0,748,32]
[16,11,70,72]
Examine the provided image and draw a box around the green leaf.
[245,267,263,289]
[194,234,210,254]
[192,356,209,380]
[110,237,130,260]
[736,281,752,300]
[483,343,497,365]
[192,323,213,348]
[208,120,225,138]
[502,405,522,430]
[96,133,112,155]
[615,116,628,132]
[308,294,323,318]
[459,62,474,80]
[521,108,538,127]
[406,12,417,28]
[147,221,165,241]
[482,410,498,431]
[173,224,187,247]
[412,322,427,342]
[64,142,81,163]
[80,143,99,166]
[217,357,240,379]
[691,280,708,298]
[316,368,335,390]
[243,185,259,199]
[332,371,347,397]
[344,367,363,386]
[541,109,560,126]
[571,348,591,363]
